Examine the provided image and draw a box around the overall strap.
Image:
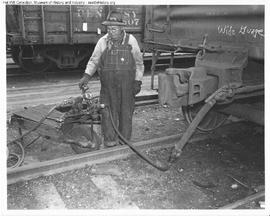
[123,33,130,45]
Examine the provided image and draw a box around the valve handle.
[81,85,89,94]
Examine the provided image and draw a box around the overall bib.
[99,34,136,144]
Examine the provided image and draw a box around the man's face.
[107,26,122,40]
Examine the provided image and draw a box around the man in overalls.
[79,11,144,147]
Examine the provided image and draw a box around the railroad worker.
[78,11,144,147]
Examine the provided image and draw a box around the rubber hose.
[8,153,21,169]
[7,140,25,169]
[106,106,170,171]
[7,105,58,146]
[7,95,101,167]
[7,105,57,168]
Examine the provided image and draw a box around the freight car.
[148,5,264,156]
[6,5,145,73]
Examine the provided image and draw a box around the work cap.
[102,11,126,26]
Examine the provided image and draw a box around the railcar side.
[6,5,145,72]
[152,5,264,129]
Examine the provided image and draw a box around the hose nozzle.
[168,148,182,164]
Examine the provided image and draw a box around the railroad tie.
[33,182,66,209]
[91,175,139,209]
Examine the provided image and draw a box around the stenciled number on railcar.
[123,11,140,26]
[77,6,103,19]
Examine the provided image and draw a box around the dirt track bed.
[7,104,185,165]
[100,123,264,209]
[7,103,264,209]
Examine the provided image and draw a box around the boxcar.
[6,5,145,72]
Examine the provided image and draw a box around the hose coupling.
[168,148,182,164]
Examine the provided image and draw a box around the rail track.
[7,121,242,185]
[7,119,265,209]
[6,53,195,114]
[6,53,196,77]
[6,132,203,185]
[6,76,159,118]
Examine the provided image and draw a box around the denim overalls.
[99,34,136,144]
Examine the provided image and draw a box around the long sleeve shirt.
[84,31,144,81]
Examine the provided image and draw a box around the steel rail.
[6,53,196,77]
[6,67,83,77]
[219,190,265,209]
[7,132,217,185]
[7,94,158,116]
[135,94,158,107]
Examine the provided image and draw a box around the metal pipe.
[150,50,160,90]
[219,103,264,126]
[69,5,73,44]
[19,6,26,40]
[170,52,174,67]
[219,190,264,209]
[166,5,170,23]
[41,6,46,44]
[235,84,264,94]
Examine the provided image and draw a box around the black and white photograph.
[2,1,268,215]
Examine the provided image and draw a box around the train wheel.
[11,46,20,64]
[18,46,52,73]
[182,102,228,132]
[67,125,101,154]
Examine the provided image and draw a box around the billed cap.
[102,11,126,26]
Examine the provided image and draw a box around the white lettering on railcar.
[238,25,264,38]
[218,25,236,36]
[123,10,140,26]
[77,6,103,19]
[218,25,264,39]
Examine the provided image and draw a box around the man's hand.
[78,73,91,89]
[133,80,142,96]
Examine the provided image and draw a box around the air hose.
[7,105,58,168]
[7,102,96,154]
[7,105,58,146]
[7,141,25,169]
[105,105,170,171]
[105,85,231,170]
